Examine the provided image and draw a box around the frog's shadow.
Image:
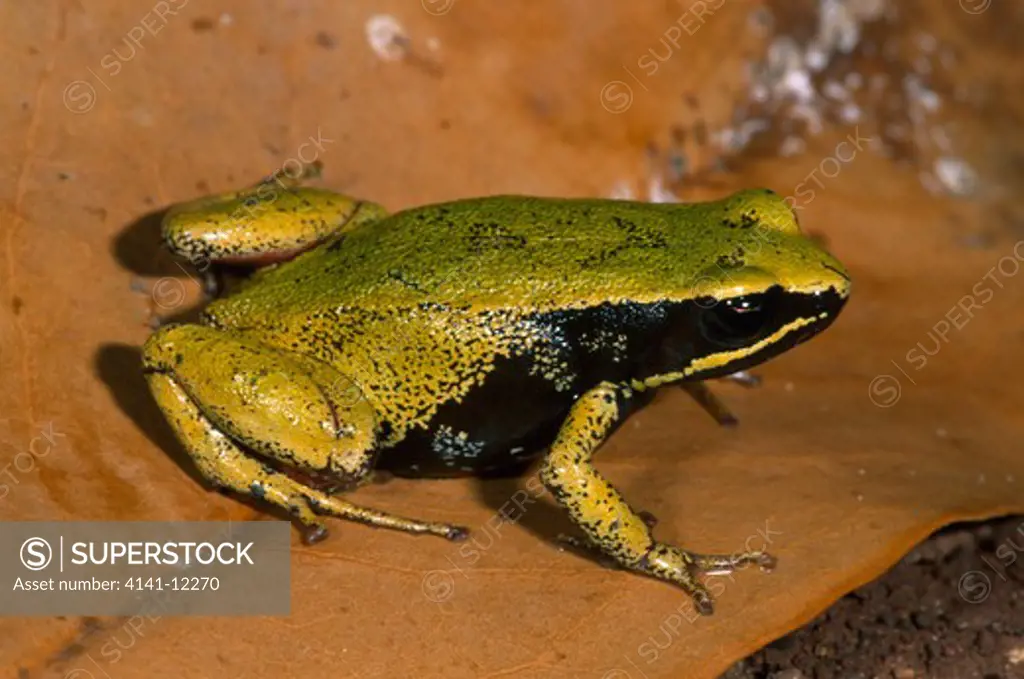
[95,343,319,524]
[468,472,577,548]
[98,205,247,481]
[463,394,664,559]
[463,406,656,558]
[95,343,207,490]
[112,205,182,278]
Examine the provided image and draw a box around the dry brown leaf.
[2,2,1022,678]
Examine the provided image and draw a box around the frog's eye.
[698,293,772,348]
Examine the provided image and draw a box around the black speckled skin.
[379,288,844,477]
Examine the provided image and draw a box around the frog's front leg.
[540,382,774,615]
[142,324,467,543]
[161,163,387,273]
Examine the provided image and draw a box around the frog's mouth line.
[681,285,848,383]
[631,285,846,391]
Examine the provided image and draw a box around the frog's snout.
[795,285,848,344]
[812,284,848,316]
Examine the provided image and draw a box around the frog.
[142,166,850,615]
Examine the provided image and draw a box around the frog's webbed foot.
[635,544,776,615]
[687,549,777,576]
[143,323,468,543]
[558,533,774,614]
[541,381,776,615]
[558,504,771,571]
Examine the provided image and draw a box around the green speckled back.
[206,190,844,326]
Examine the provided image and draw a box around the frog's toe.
[723,370,762,388]
[629,542,776,614]
[300,523,329,545]
[201,268,225,299]
[445,525,470,542]
[303,491,465,541]
[637,510,659,529]
[653,552,715,615]
[690,549,777,576]
[692,588,715,616]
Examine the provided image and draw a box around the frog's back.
[215,194,731,319]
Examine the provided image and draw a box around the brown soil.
[724,517,1024,679]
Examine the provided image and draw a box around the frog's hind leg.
[680,373,763,429]
[143,323,467,543]
[679,382,739,427]
[161,161,387,275]
[539,381,774,615]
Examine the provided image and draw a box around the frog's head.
[672,189,851,381]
